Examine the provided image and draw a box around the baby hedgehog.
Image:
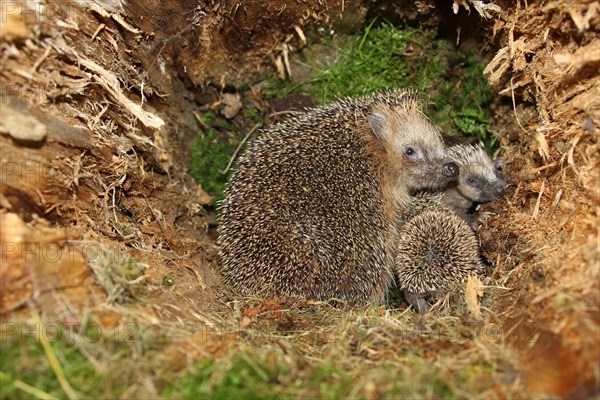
[394,145,506,313]
[441,143,508,226]
[218,89,459,306]
[395,198,487,314]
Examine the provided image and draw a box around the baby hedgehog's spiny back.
[442,143,508,224]
[395,200,486,314]
[218,90,459,306]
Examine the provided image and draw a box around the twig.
[91,23,106,41]
[510,77,527,133]
[192,110,209,129]
[293,25,307,45]
[220,121,262,174]
[32,310,79,400]
[143,197,171,251]
[532,179,545,220]
[87,2,142,34]
[78,57,164,129]
[0,371,59,400]
[0,297,31,314]
[268,110,303,118]
[282,43,292,78]
[531,161,558,173]
[31,45,52,74]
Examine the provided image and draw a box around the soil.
[1,0,598,397]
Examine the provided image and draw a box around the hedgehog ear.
[494,158,505,170]
[368,112,388,140]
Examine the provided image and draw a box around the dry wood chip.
[0,104,47,142]
[466,275,484,319]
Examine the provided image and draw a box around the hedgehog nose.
[443,162,459,179]
[496,183,508,196]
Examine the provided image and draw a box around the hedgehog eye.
[467,176,479,185]
[404,147,416,156]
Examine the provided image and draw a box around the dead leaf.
[535,129,550,160]
[364,381,380,400]
[242,306,261,318]
[221,93,242,119]
[240,316,253,328]
[158,332,237,371]
[470,0,502,19]
[466,275,484,319]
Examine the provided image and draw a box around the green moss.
[190,24,495,204]
[160,341,499,399]
[189,112,248,206]
[1,301,517,399]
[244,107,259,120]
[0,328,113,399]
[162,354,353,399]
[163,354,285,400]
[266,22,494,146]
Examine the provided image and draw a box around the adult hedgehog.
[217,90,459,306]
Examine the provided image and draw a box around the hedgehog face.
[457,162,508,203]
[401,141,459,191]
[369,108,459,193]
[448,144,509,204]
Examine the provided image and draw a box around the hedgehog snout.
[443,162,459,179]
[494,177,509,196]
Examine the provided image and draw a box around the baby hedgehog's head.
[447,143,508,204]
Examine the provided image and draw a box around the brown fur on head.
[439,144,508,226]
[363,103,459,218]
